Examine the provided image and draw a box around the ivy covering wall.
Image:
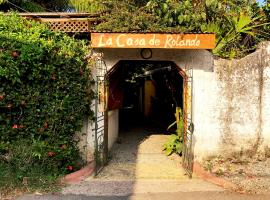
[0,14,94,188]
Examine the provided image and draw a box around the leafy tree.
[96,0,269,58]
[201,0,269,58]
[1,0,269,58]
[96,0,162,32]
[0,0,69,12]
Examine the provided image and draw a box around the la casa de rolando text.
[93,34,203,48]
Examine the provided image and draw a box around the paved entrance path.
[17,191,270,200]
[95,127,188,180]
[16,127,270,199]
[61,127,223,196]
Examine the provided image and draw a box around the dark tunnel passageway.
[107,60,184,133]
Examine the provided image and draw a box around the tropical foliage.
[0,14,94,190]
[163,107,184,156]
[1,0,269,57]
[95,0,270,58]
[163,134,183,156]
[0,0,106,12]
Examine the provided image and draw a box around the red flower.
[60,144,67,150]
[0,95,4,101]
[51,74,56,80]
[80,68,84,76]
[66,165,73,171]
[11,51,19,58]
[12,124,18,129]
[44,122,49,129]
[47,152,56,157]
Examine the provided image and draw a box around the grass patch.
[0,161,64,199]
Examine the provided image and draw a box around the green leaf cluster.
[146,0,205,31]
[0,0,46,12]
[95,0,161,32]
[0,14,94,185]
[94,0,269,59]
[163,107,183,156]
[202,0,270,58]
[163,134,183,156]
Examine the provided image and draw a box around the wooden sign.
[91,33,215,49]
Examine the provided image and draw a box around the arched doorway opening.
[106,60,186,133]
[94,60,193,179]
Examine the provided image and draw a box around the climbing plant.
[0,14,94,187]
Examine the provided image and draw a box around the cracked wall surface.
[83,42,270,161]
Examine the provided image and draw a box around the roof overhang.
[91,33,215,49]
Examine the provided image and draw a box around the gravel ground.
[202,155,270,194]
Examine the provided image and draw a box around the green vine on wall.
[0,14,94,186]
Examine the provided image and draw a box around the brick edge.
[193,161,237,190]
[61,161,95,184]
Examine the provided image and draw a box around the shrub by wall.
[0,14,94,187]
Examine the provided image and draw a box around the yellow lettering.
[126,38,133,46]
[98,34,106,47]
[116,34,125,47]
[165,35,173,48]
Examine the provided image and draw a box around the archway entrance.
[95,60,192,179]
[91,32,216,178]
[107,60,184,131]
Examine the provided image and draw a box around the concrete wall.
[108,109,119,150]
[262,43,270,150]
[82,42,270,162]
[209,42,270,159]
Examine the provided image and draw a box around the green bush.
[0,14,94,187]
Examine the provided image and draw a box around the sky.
[257,0,265,5]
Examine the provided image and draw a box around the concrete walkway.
[95,127,188,180]
[17,191,270,200]
[60,127,223,197]
[16,127,270,199]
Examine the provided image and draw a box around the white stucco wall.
[108,109,119,150]
[82,42,270,162]
[95,48,217,160]
[261,43,270,148]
